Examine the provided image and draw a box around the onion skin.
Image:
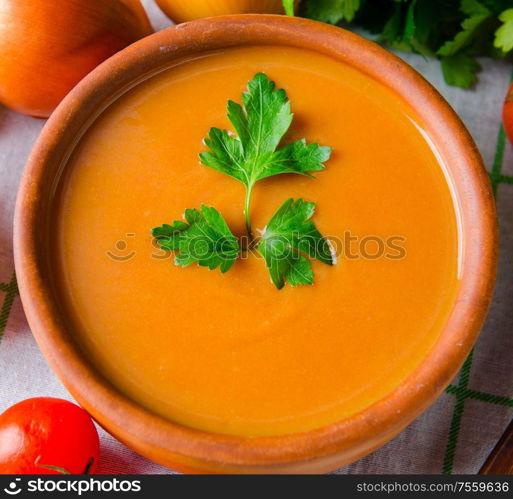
[155,0,297,24]
[0,0,153,118]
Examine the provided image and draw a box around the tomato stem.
[83,457,95,474]
[35,456,95,475]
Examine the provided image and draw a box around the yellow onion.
[155,0,298,24]
[0,0,153,118]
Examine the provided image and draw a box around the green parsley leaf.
[368,0,431,56]
[303,0,361,24]
[200,73,331,238]
[440,52,481,88]
[463,0,491,16]
[402,0,418,42]
[258,198,334,289]
[201,73,331,182]
[412,0,438,46]
[297,0,509,88]
[494,9,513,52]
[282,0,295,16]
[437,7,491,56]
[152,206,240,273]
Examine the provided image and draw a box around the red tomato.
[0,398,100,474]
[503,83,513,145]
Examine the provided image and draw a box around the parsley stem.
[244,184,254,240]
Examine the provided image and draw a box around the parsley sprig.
[200,72,331,239]
[152,73,334,289]
[286,0,513,89]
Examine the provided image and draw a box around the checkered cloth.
[1,1,512,474]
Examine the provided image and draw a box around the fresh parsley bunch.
[293,0,513,88]
[152,74,335,289]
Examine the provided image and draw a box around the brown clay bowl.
[14,15,498,473]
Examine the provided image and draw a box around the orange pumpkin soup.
[52,45,460,437]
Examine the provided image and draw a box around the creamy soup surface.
[53,45,460,437]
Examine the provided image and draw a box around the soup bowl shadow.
[14,15,498,473]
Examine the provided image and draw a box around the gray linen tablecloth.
[1,1,512,474]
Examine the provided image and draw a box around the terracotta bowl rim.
[14,15,498,468]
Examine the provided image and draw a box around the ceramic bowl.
[14,15,498,473]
